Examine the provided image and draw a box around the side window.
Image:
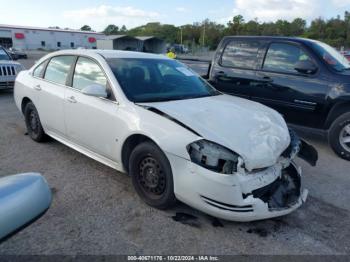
[44,56,75,85]
[263,43,311,74]
[221,40,260,69]
[73,57,107,90]
[33,61,46,78]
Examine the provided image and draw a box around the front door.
[253,42,330,128]
[64,56,120,162]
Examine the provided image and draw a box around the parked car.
[0,46,24,90]
[0,173,52,240]
[14,50,317,222]
[7,48,27,60]
[207,36,350,160]
[171,44,189,54]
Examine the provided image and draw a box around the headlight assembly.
[186,140,240,174]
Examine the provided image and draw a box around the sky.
[0,0,350,31]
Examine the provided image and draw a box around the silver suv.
[0,46,24,90]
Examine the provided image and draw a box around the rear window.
[221,40,260,69]
[44,56,75,85]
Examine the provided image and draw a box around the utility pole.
[202,23,205,46]
[180,27,183,45]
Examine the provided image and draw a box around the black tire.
[129,141,176,209]
[329,112,350,160]
[24,102,46,142]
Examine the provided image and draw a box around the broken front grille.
[0,66,16,76]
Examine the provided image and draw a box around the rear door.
[35,55,75,136]
[253,41,329,128]
[211,39,261,99]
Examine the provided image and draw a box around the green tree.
[227,15,245,35]
[306,18,326,40]
[345,11,350,47]
[100,11,350,50]
[120,25,127,33]
[128,22,178,43]
[103,24,120,35]
[80,25,92,31]
[290,18,306,36]
[242,19,260,35]
[200,19,225,49]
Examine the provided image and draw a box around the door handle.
[67,96,77,103]
[261,76,273,83]
[216,71,226,77]
[294,100,317,106]
[34,85,41,91]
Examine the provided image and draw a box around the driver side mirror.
[294,60,318,75]
[81,84,108,98]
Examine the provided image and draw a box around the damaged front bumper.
[168,132,316,222]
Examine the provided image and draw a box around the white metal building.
[0,24,105,50]
[97,35,141,51]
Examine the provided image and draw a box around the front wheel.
[129,141,176,209]
[329,112,350,160]
[24,102,47,142]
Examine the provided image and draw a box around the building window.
[70,42,74,48]
[57,42,61,48]
[41,41,46,47]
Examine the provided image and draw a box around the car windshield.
[312,41,350,72]
[0,48,11,61]
[107,58,220,103]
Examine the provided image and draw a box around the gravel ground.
[0,54,349,255]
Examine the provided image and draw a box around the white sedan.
[14,50,317,222]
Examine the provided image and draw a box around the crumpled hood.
[139,95,290,171]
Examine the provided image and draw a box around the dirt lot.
[0,54,350,255]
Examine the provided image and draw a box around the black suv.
[208,36,350,160]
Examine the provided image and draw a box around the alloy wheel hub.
[339,124,350,152]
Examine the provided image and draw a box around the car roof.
[222,36,319,45]
[50,49,168,60]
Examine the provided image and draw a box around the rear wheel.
[129,141,176,209]
[24,102,46,142]
[329,112,350,160]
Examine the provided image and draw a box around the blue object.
[0,173,52,240]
